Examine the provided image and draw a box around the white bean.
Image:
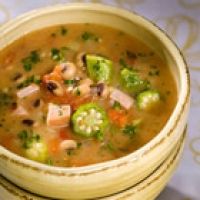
[60,62,77,80]
[60,140,77,151]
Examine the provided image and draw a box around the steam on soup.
[0,24,177,167]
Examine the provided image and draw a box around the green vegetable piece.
[122,119,142,136]
[81,32,99,42]
[22,50,40,71]
[25,139,48,163]
[17,75,41,89]
[137,90,160,110]
[86,55,113,83]
[120,68,149,94]
[72,103,108,138]
[18,130,48,163]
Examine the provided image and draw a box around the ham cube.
[47,103,71,127]
[17,84,40,99]
[110,88,134,109]
[12,105,29,117]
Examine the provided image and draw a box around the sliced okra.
[120,68,150,94]
[72,103,108,138]
[86,54,113,83]
[137,90,160,110]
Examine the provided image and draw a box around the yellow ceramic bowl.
[0,130,186,200]
[0,3,190,199]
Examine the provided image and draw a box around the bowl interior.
[0,3,189,171]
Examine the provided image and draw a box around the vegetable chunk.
[137,90,160,110]
[86,55,113,83]
[72,103,108,138]
[47,103,71,127]
[18,130,48,163]
[120,68,149,94]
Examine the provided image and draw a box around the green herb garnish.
[22,50,40,71]
[119,58,128,68]
[60,27,68,35]
[16,75,41,89]
[51,47,69,61]
[112,101,121,110]
[18,130,40,149]
[81,32,99,42]
[75,88,81,96]
[122,125,136,136]
[64,79,75,85]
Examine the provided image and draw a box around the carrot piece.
[108,109,128,128]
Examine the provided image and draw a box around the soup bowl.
[0,3,190,199]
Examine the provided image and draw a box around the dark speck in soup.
[0,23,177,167]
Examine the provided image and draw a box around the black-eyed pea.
[46,80,64,96]
[60,140,77,151]
[60,62,77,80]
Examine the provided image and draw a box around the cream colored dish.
[0,130,186,200]
[0,3,190,199]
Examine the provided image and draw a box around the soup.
[0,24,177,167]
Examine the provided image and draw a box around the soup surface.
[0,24,177,167]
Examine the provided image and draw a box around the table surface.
[0,0,200,200]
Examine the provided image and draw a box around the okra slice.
[72,103,108,137]
[18,130,48,163]
[120,68,149,94]
[25,139,48,163]
[137,90,160,110]
[86,54,113,83]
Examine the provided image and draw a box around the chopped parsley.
[81,31,99,42]
[22,50,40,71]
[95,130,104,141]
[75,88,81,96]
[119,58,128,68]
[46,158,53,166]
[60,27,68,35]
[122,119,141,137]
[18,130,40,149]
[51,47,69,62]
[16,75,41,89]
[122,124,136,136]
[112,101,122,110]
[0,91,14,108]
[64,79,75,85]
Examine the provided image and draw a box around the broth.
[0,24,177,167]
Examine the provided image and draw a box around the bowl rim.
[0,128,186,199]
[0,3,190,174]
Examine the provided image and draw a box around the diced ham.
[47,103,71,128]
[110,88,134,109]
[17,84,40,99]
[12,105,29,117]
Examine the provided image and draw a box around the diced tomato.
[59,128,72,140]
